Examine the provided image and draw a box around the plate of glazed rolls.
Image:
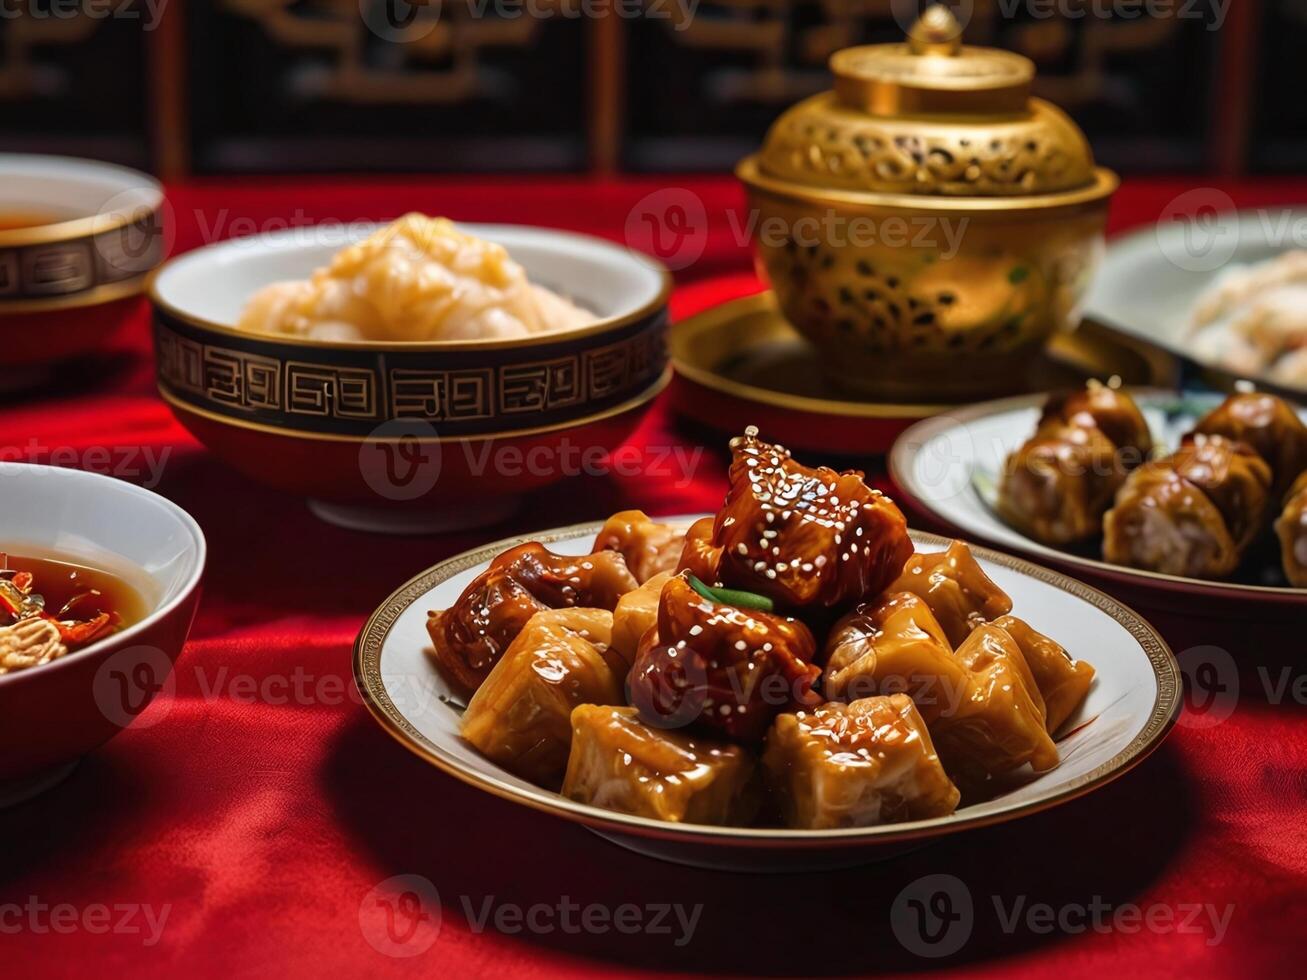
[892,386,1307,611]
[355,430,1178,871]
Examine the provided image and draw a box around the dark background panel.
[0,3,151,167]
[623,1,1221,174]
[185,0,589,174]
[1250,0,1307,172]
[0,0,1276,177]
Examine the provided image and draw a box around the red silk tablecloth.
[3,177,1306,978]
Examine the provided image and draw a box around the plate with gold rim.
[889,391,1307,616]
[353,519,1179,872]
[669,291,1178,456]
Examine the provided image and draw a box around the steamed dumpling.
[238,214,595,341]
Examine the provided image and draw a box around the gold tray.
[669,291,1178,455]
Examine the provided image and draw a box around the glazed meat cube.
[610,571,671,670]
[710,428,912,608]
[823,592,970,716]
[562,705,759,825]
[628,574,821,743]
[594,510,687,583]
[428,542,638,692]
[990,615,1095,733]
[888,540,1013,646]
[762,695,960,829]
[998,421,1126,545]
[461,608,624,788]
[934,625,1059,785]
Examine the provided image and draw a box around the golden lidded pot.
[736,6,1118,400]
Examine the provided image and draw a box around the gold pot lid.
[749,5,1108,199]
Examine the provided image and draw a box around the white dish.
[0,464,206,801]
[354,519,1179,871]
[1084,208,1307,398]
[890,390,1307,613]
[148,223,671,533]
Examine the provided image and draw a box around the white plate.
[1084,208,1307,398]
[890,391,1307,614]
[354,519,1179,871]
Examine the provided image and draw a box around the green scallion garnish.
[686,574,775,612]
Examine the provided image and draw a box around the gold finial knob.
[909,4,963,56]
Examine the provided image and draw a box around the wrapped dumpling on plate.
[762,695,960,829]
[1276,472,1307,587]
[461,608,624,788]
[1191,392,1307,498]
[823,592,969,711]
[594,511,687,584]
[990,615,1095,733]
[1103,435,1271,579]
[888,540,1012,646]
[562,705,758,825]
[936,625,1059,786]
[824,594,1060,785]
[998,421,1126,545]
[674,516,722,585]
[610,571,671,669]
[1038,382,1154,465]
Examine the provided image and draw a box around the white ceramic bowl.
[354,519,1179,871]
[0,154,166,377]
[149,223,672,533]
[0,464,205,802]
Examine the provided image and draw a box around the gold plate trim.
[160,367,672,444]
[353,524,1180,846]
[673,292,951,419]
[890,392,1307,602]
[670,293,1175,422]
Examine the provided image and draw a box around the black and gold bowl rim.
[0,194,166,312]
[160,368,673,445]
[353,523,1180,847]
